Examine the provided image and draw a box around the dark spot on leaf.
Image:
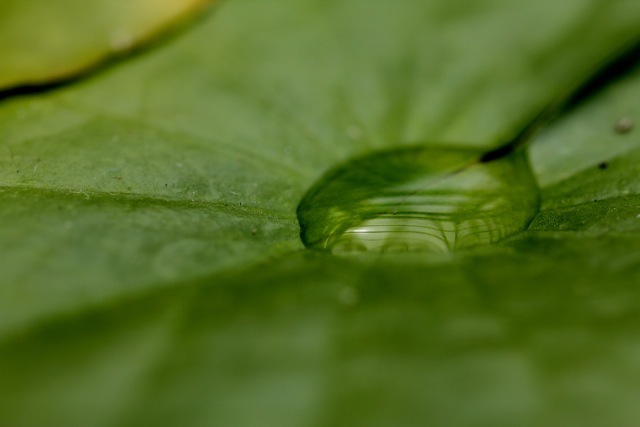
[598,162,608,170]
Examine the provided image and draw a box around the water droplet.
[298,146,539,254]
[338,287,358,306]
[614,117,633,135]
[346,125,363,140]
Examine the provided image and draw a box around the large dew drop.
[297,146,539,254]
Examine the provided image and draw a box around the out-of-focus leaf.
[0,0,211,89]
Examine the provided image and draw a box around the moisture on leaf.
[298,147,539,254]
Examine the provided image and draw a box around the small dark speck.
[614,117,633,135]
[164,183,168,187]
[598,162,608,170]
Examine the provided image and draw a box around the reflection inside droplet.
[297,146,540,254]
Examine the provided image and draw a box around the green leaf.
[0,0,211,89]
[1,0,640,425]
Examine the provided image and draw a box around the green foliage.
[1,0,640,426]
[0,0,209,88]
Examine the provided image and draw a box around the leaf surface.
[1,0,640,425]
[0,0,211,89]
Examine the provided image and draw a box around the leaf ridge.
[0,185,297,223]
